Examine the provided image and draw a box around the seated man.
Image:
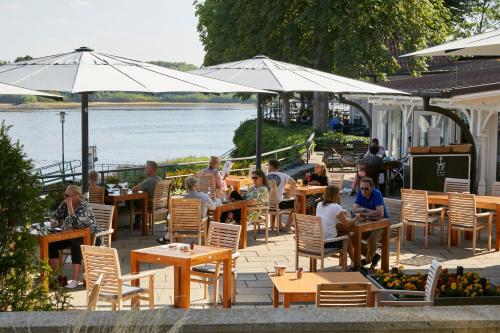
[352,177,388,269]
[132,160,162,226]
[202,156,227,192]
[363,138,385,158]
[266,159,296,231]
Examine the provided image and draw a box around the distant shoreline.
[0,101,256,111]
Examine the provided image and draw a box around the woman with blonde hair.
[303,162,329,212]
[316,185,360,265]
[49,185,101,288]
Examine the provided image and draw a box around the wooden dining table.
[130,244,233,309]
[225,175,253,193]
[426,193,500,251]
[108,191,148,240]
[352,219,391,272]
[270,272,380,307]
[213,200,248,249]
[289,185,327,214]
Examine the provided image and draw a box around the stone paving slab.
[58,179,500,310]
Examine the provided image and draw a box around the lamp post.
[58,111,66,183]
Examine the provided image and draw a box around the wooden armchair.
[448,192,492,254]
[148,180,172,236]
[378,260,442,307]
[316,283,371,308]
[401,189,445,248]
[87,274,104,310]
[293,213,348,272]
[247,205,271,243]
[81,245,154,311]
[191,222,241,307]
[329,173,344,189]
[196,172,217,198]
[90,203,115,247]
[268,180,294,236]
[88,185,105,204]
[382,198,403,265]
[169,198,207,245]
[443,177,470,193]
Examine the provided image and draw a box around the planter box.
[365,273,500,306]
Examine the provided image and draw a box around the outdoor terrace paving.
[61,187,500,310]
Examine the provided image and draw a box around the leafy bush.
[0,122,70,311]
[314,132,370,151]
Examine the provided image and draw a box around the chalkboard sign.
[403,154,470,192]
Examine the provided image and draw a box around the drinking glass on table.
[297,179,303,187]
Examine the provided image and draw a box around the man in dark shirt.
[132,161,162,226]
[351,145,383,195]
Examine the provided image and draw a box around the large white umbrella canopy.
[0,82,62,99]
[402,29,500,57]
[192,55,407,167]
[192,55,406,95]
[0,47,269,191]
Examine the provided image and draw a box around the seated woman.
[315,185,360,267]
[156,176,215,244]
[49,185,101,288]
[304,162,329,212]
[88,170,107,203]
[244,169,269,222]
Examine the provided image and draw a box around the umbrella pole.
[256,93,263,169]
[81,92,89,194]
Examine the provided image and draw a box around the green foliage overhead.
[14,55,33,63]
[148,61,199,72]
[0,122,70,311]
[195,0,452,79]
[445,0,500,36]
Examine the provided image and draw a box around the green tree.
[195,0,451,132]
[148,61,198,72]
[14,55,33,63]
[0,122,70,311]
[445,0,500,36]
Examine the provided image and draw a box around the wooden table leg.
[130,253,140,287]
[496,204,500,251]
[381,226,390,272]
[240,204,247,249]
[222,254,232,308]
[179,263,191,309]
[273,286,279,308]
[214,209,222,222]
[299,194,306,214]
[406,225,414,241]
[173,266,181,308]
[353,229,362,269]
[142,197,148,236]
[451,230,459,246]
[83,229,92,246]
[112,200,119,241]
[283,294,290,308]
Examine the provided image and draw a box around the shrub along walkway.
[60,181,500,310]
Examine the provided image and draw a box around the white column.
[477,110,497,195]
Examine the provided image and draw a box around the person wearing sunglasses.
[352,177,388,269]
[244,170,269,222]
[49,185,101,288]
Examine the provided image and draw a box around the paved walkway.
[62,173,500,310]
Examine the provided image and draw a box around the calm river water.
[0,104,256,168]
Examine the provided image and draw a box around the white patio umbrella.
[0,82,62,100]
[402,29,500,57]
[0,47,269,191]
[192,55,407,167]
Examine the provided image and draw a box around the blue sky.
[0,0,205,65]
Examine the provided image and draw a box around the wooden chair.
[169,198,207,245]
[268,180,294,235]
[190,222,241,307]
[88,185,105,204]
[293,213,348,272]
[443,177,470,193]
[316,283,371,308]
[492,182,500,196]
[401,189,445,248]
[87,273,104,310]
[383,198,403,265]
[90,203,115,247]
[329,173,344,189]
[378,260,442,307]
[148,180,172,236]
[81,245,154,311]
[247,205,271,243]
[196,172,217,198]
[448,192,492,254]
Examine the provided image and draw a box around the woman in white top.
[316,185,360,260]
